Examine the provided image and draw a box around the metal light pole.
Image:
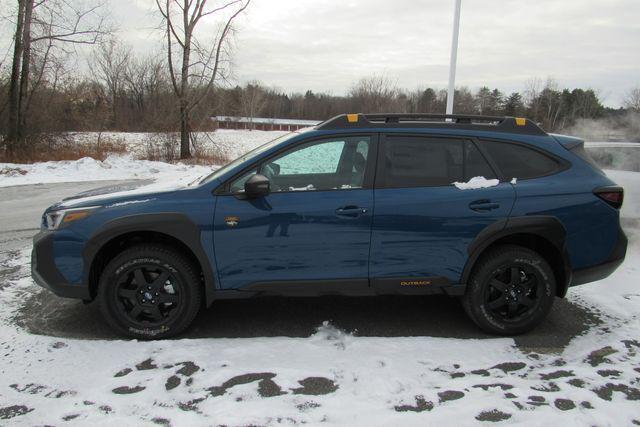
[446,0,462,115]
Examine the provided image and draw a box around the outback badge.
[225,216,240,227]
[400,280,431,286]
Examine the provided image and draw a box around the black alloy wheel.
[483,264,543,323]
[462,245,556,335]
[97,244,202,339]
[114,263,182,326]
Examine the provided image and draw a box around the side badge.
[400,280,431,286]
[225,216,240,227]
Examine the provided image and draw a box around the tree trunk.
[111,91,118,128]
[179,102,190,159]
[178,0,191,159]
[17,0,35,144]
[6,0,26,149]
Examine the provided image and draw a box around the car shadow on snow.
[15,290,600,353]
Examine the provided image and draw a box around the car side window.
[465,141,496,180]
[481,140,561,180]
[381,136,465,188]
[278,141,344,174]
[259,136,371,192]
[379,136,496,188]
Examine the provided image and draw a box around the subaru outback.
[31,114,627,339]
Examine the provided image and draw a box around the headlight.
[44,206,100,230]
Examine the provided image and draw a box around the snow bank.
[452,176,500,190]
[0,155,215,188]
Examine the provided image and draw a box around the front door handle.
[335,206,368,218]
[469,200,500,212]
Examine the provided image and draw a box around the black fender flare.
[461,216,572,296]
[83,213,217,306]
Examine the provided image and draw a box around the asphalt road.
[1,181,600,353]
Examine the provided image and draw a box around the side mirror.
[244,174,270,198]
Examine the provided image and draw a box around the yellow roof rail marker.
[347,114,359,123]
[515,117,526,126]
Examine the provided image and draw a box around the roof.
[213,116,321,126]
[316,114,547,136]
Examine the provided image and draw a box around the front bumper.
[31,230,90,300]
[570,225,628,287]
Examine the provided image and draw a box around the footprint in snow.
[0,405,34,420]
[475,409,512,422]
[438,390,465,403]
[394,396,433,412]
[112,385,146,394]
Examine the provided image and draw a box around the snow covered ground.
[0,133,639,425]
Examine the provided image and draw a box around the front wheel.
[97,244,202,339]
[462,245,556,335]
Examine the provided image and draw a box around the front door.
[213,135,375,290]
[370,134,516,286]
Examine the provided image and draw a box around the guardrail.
[585,142,640,148]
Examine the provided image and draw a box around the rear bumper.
[31,231,90,300]
[570,225,627,287]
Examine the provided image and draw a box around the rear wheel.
[462,245,556,335]
[97,244,202,339]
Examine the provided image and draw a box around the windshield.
[199,132,298,185]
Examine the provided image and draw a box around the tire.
[97,244,202,339]
[462,245,556,335]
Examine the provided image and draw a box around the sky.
[3,0,640,107]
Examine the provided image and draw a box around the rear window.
[481,140,562,180]
[380,136,495,188]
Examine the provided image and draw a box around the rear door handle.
[469,200,500,212]
[335,206,368,218]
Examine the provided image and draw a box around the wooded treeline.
[3,66,638,135]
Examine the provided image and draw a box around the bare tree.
[239,81,266,129]
[524,77,543,120]
[6,0,27,148]
[540,78,563,130]
[90,38,130,127]
[624,87,640,111]
[4,0,109,151]
[155,0,251,159]
[349,75,399,112]
[122,54,170,130]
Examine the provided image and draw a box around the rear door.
[370,134,516,289]
[213,134,376,290]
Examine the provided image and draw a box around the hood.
[61,180,155,202]
[51,178,196,210]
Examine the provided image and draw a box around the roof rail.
[315,113,547,136]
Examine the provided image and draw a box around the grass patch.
[0,135,127,163]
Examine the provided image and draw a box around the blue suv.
[31,114,627,339]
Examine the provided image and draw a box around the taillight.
[595,187,624,209]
